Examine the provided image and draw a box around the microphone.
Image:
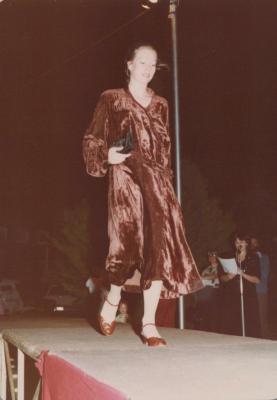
[237,244,244,254]
[156,62,170,71]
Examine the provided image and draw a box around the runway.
[1,317,277,400]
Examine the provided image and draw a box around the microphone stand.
[237,250,246,337]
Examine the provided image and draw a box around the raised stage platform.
[1,317,277,400]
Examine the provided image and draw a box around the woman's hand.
[108,146,131,165]
[237,268,260,284]
[220,273,236,282]
[237,267,244,275]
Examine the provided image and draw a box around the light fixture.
[141,0,159,10]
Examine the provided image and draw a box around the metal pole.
[168,0,185,330]
[240,272,246,336]
[238,258,246,336]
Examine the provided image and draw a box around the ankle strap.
[142,323,156,329]
[105,297,119,307]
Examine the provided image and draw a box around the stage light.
[54,306,64,312]
[141,0,159,10]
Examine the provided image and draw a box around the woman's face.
[119,302,128,314]
[208,253,217,264]
[127,46,157,85]
[235,238,247,251]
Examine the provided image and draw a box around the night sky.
[1,0,277,237]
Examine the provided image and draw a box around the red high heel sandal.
[141,323,167,347]
[98,298,119,336]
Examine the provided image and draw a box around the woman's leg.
[142,280,163,338]
[100,284,122,323]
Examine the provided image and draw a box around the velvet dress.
[83,88,203,299]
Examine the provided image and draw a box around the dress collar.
[125,87,155,111]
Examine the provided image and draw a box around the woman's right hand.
[220,273,236,283]
[108,146,131,165]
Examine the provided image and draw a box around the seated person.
[115,301,129,323]
[195,251,220,332]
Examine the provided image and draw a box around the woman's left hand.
[108,146,131,165]
[237,267,244,276]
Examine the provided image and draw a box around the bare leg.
[142,280,163,338]
[100,284,122,324]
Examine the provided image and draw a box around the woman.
[219,234,261,337]
[83,43,203,346]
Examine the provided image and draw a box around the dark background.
[1,0,277,238]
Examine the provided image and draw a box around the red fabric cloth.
[35,351,128,400]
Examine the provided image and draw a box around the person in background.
[115,301,129,324]
[196,251,220,332]
[268,236,277,336]
[250,237,270,338]
[219,233,261,337]
[201,251,220,289]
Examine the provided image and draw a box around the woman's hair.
[125,41,158,63]
[231,231,251,245]
[124,42,160,82]
[208,251,217,257]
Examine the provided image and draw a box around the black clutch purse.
[112,130,134,154]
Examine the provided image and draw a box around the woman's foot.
[141,281,166,346]
[141,323,167,347]
[100,297,119,324]
[142,322,161,338]
[99,293,120,336]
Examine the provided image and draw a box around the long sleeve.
[83,93,110,177]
